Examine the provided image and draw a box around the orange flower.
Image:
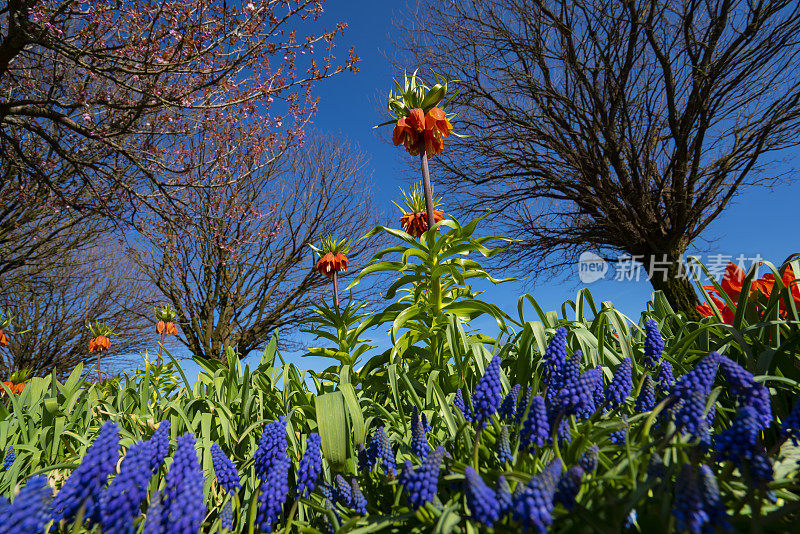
[89,335,110,353]
[166,322,178,335]
[12,382,25,395]
[0,330,7,347]
[393,117,421,156]
[422,107,452,157]
[761,265,800,316]
[315,252,349,279]
[1,381,12,395]
[156,320,166,334]
[399,210,446,238]
[696,292,735,324]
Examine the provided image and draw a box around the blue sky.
[174,1,800,379]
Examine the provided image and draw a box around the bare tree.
[0,238,156,380]
[0,0,358,223]
[132,134,381,362]
[401,0,800,315]
[0,164,101,292]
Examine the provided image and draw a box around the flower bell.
[395,183,446,238]
[0,330,7,347]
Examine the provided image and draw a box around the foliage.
[0,211,798,533]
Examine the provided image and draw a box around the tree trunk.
[643,253,702,320]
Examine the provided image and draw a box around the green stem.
[283,499,300,533]
[472,426,482,469]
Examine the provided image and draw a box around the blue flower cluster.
[410,406,429,458]
[512,460,562,533]
[520,395,549,449]
[673,352,720,400]
[150,421,171,473]
[100,439,155,534]
[579,445,599,473]
[0,475,52,533]
[636,375,656,412]
[334,474,352,506]
[211,443,241,494]
[675,391,711,440]
[401,446,445,510]
[253,417,287,479]
[516,386,532,424]
[367,426,397,478]
[163,433,206,534]
[472,354,503,427]
[543,327,568,385]
[556,367,603,419]
[2,447,13,470]
[297,433,323,496]
[717,355,772,428]
[782,395,800,445]
[499,384,521,421]
[464,466,500,527]
[605,358,632,409]
[256,418,290,533]
[51,421,120,524]
[673,463,730,533]
[142,492,163,534]
[656,360,675,394]
[555,466,584,511]
[496,475,512,516]
[350,479,367,515]
[453,388,472,421]
[643,319,664,367]
[497,425,512,464]
[714,406,773,483]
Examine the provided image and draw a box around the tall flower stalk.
[380,71,456,231]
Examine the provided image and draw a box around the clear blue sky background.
[172,1,799,381]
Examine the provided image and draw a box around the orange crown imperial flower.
[0,330,7,347]
[394,183,446,238]
[311,237,352,279]
[89,335,111,353]
[87,321,114,353]
[154,305,179,335]
[381,71,459,158]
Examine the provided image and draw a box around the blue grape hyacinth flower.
[464,466,500,527]
[543,327,568,386]
[410,406,429,458]
[643,319,664,367]
[520,395,549,449]
[296,433,322,497]
[2,446,14,470]
[636,375,656,412]
[499,384,521,421]
[255,418,290,533]
[253,417,287,480]
[0,475,52,533]
[211,443,241,494]
[51,421,120,524]
[402,446,445,510]
[472,354,504,427]
[555,466,584,511]
[150,420,171,473]
[163,433,206,534]
[605,358,633,409]
[101,439,156,534]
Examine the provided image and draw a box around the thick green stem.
[472,426,482,468]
